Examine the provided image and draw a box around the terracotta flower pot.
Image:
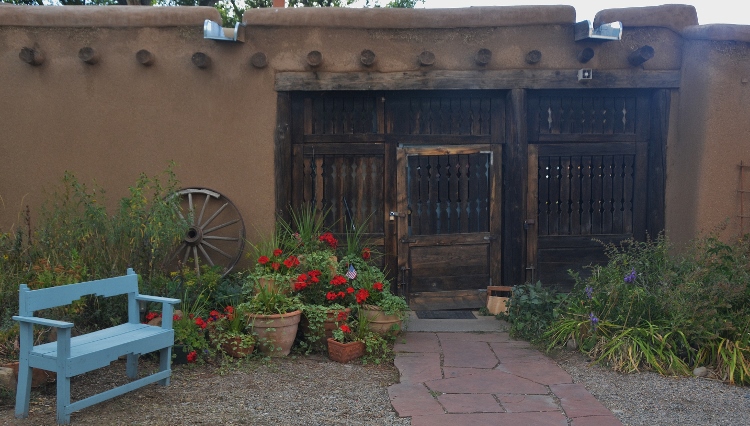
[220,336,254,358]
[247,310,302,357]
[301,307,352,340]
[360,304,403,335]
[327,338,365,363]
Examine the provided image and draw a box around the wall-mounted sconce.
[250,52,267,69]
[136,49,155,66]
[628,46,654,66]
[78,47,99,65]
[525,50,542,65]
[307,51,322,67]
[577,47,595,64]
[475,48,492,66]
[418,51,435,66]
[192,52,211,69]
[203,20,245,43]
[19,47,44,66]
[360,49,376,67]
[574,20,622,41]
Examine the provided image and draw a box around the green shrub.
[502,281,567,342]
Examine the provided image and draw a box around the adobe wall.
[3,3,746,260]
[670,26,750,245]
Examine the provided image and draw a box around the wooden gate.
[524,90,653,290]
[288,91,504,309]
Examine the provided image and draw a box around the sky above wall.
[413,1,747,25]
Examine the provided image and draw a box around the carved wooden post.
[250,52,268,69]
[136,49,154,66]
[475,48,492,66]
[360,49,376,67]
[19,47,44,66]
[577,47,594,64]
[78,47,99,65]
[525,50,542,64]
[628,46,654,66]
[191,52,211,69]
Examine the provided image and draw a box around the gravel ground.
[2,343,750,425]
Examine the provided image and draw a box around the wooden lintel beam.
[275,69,681,91]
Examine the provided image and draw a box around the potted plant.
[208,305,255,358]
[239,281,303,357]
[341,255,409,335]
[172,310,210,364]
[327,310,367,363]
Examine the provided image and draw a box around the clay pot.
[360,305,403,336]
[247,310,302,357]
[220,336,254,358]
[327,338,365,363]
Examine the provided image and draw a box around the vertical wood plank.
[490,144,503,286]
[548,156,561,235]
[581,155,593,234]
[570,155,582,234]
[633,142,649,240]
[396,147,409,298]
[490,97,504,144]
[477,153,490,232]
[304,97,313,135]
[384,142,398,281]
[602,155,614,233]
[459,154,470,233]
[525,144,539,284]
[275,92,293,220]
[612,154,625,233]
[504,89,527,287]
[623,154,634,234]
[429,155,440,234]
[559,156,571,235]
[591,156,603,234]
[648,89,669,237]
[448,154,460,233]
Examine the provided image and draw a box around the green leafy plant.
[240,279,303,315]
[208,305,255,357]
[502,281,567,342]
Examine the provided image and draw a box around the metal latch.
[389,211,405,221]
[523,219,535,230]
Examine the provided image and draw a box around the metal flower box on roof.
[574,20,623,41]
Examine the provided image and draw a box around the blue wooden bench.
[13,268,180,424]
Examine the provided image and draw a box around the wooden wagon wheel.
[169,188,245,276]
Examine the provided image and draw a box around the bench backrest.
[18,268,139,316]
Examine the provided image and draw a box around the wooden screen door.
[396,145,501,310]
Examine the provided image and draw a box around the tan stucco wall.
[668,28,750,245]
[3,3,748,259]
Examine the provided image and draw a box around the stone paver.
[393,353,442,384]
[410,411,569,426]
[426,369,548,395]
[441,339,498,368]
[394,332,441,353]
[391,328,620,425]
[437,393,505,413]
[497,394,560,412]
[387,383,444,417]
[550,383,617,419]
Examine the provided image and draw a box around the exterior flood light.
[574,20,622,41]
[203,20,245,43]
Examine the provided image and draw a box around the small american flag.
[345,264,357,280]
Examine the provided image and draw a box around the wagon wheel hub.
[185,226,203,245]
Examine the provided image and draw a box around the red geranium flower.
[273,248,283,257]
[330,275,347,286]
[362,248,371,260]
[145,312,159,321]
[340,324,352,333]
[187,351,198,363]
[346,286,355,294]
[173,314,180,321]
[326,291,337,301]
[258,256,270,265]
[283,255,300,269]
[225,306,234,314]
[336,311,348,321]
[355,288,370,304]
[272,262,281,271]
[373,282,384,292]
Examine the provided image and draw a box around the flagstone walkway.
[388,330,623,426]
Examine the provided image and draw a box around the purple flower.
[584,286,593,299]
[589,312,599,330]
[624,268,637,283]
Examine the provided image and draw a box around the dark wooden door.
[396,145,501,310]
[525,90,651,290]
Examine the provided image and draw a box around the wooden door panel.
[409,242,490,292]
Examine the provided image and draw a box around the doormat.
[415,310,476,319]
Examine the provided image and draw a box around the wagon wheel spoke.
[168,188,246,277]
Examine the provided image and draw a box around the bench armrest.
[13,315,74,329]
[136,295,181,305]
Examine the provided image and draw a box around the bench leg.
[126,354,139,379]
[158,347,172,386]
[14,359,32,419]
[56,375,71,425]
